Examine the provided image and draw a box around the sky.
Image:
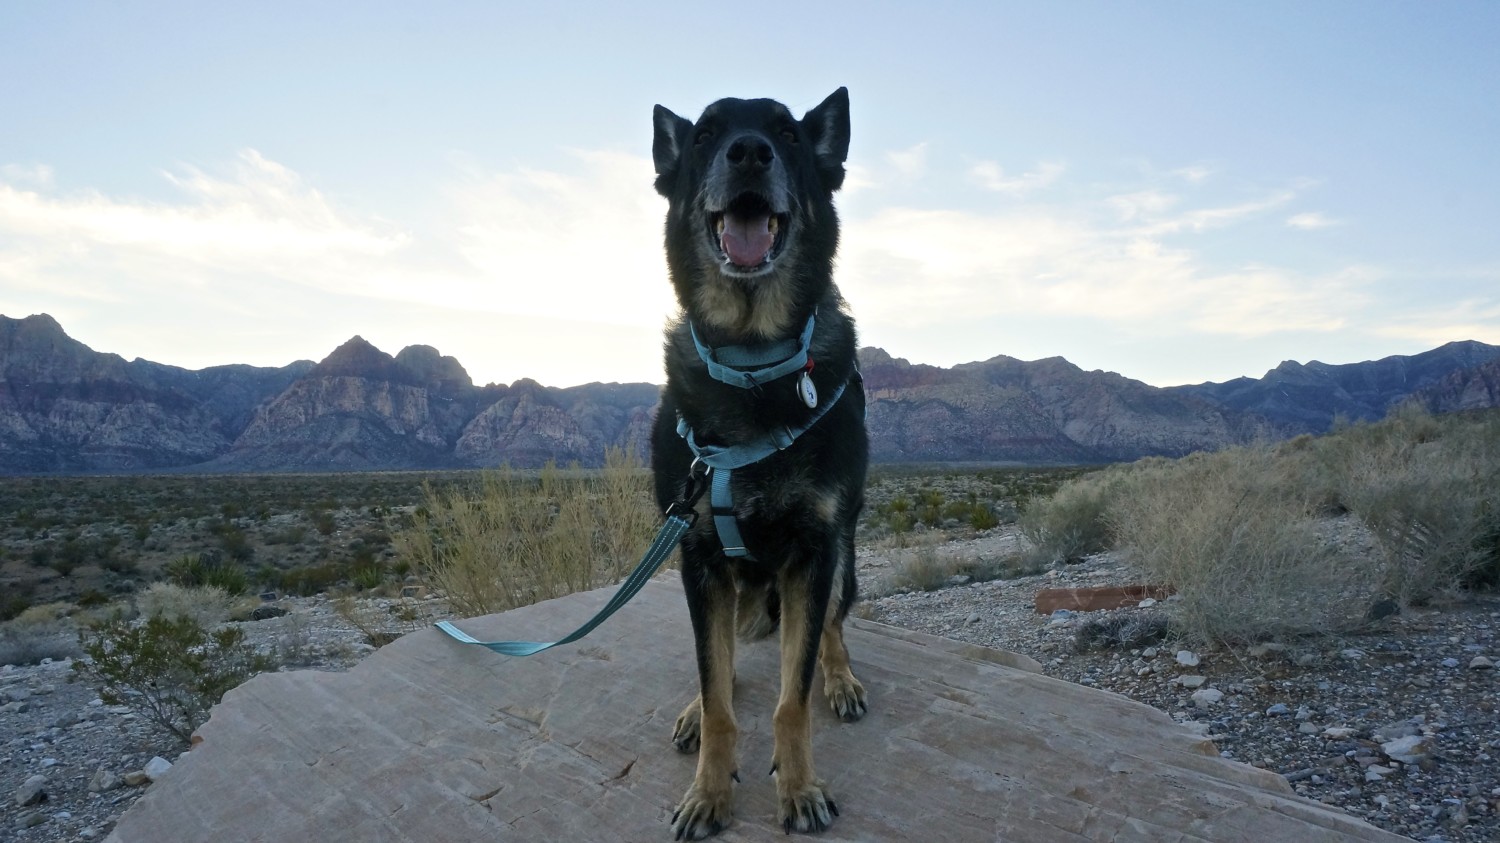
[2,2,1498,390]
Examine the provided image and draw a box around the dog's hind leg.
[671,561,739,840]
[769,551,839,834]
[820,528,867,721]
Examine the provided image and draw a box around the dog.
[649,88,868,839]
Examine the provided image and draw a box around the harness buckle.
[664,459,710,525]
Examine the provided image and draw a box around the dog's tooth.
[715,217,726,235]
[768,216,779,235]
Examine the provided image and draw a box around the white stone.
[1381,735,1433,765]
[143,756,173,781]
[1175,650,1200,668]
[1191,688,1224,707]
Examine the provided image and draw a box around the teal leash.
[434,465,707,657]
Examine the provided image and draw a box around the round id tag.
[797,372,818,408]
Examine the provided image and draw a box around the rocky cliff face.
[3,312,1495,473]
[216,339,656,471]
[1417,356,1500,414]
[860,349,1238,462]
[0,314,306,472]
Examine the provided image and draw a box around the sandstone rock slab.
[107,579,1404,842]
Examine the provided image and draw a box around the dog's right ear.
[653,105,693,197]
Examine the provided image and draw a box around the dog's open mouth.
[708,192,789,272]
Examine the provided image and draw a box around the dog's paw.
[776,778,838,835]
[672,700,702,754]
[671,782,734,840]
[824,673,867,722]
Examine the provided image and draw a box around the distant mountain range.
[2,313,1496,474]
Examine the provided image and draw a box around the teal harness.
[678,312,847,558]
[435,312,846,656]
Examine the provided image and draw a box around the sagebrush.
[396,447,658,616]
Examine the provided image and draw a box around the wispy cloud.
[1172,165,1213,184]
[841,180,1368,340]
[1286,211,1342,230]
[0,150,407,279]
[884,143,929,181]
[969,160,1065,195]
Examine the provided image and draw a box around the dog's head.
[652,88,850,340]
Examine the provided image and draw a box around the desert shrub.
[1019,468,1127,563]
[165,552,249,595]
[277,562,345,597]
[1111,447,1375,644]
[1,592,32,623]
[595,447,660,583]
[0,619,80,666]
[886,543,954,593]
[265,525,308,545]
[137,583,236,626]
[349,562,386,592]
[314,511,337,536]
[1322,405,1500,601]
[216,525,255,563]
[396,450,657,616]
[74,613,278,745]
[333,595,427,647]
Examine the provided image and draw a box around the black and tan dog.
[649,88,867,839]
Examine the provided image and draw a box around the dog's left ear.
[802,87,850,193]
[653,104,694,197]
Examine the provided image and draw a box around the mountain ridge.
[2,312,1495,473]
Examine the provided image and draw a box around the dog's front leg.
[770,549,839,834]
[671,559,739,840]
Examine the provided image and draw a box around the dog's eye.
[779,127,799,144]
[694,129,713,146]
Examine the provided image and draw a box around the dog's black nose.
[725,134,775,172]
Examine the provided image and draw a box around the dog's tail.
[735,580,780,641]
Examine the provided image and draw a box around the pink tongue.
[720,213,774,266]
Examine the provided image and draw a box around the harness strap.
[677,377,849,559]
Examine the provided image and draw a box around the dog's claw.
[731,770,740,783]
[776,779,836,835]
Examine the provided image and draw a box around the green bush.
[74,612,278,745]
[350,562,386,592]
[968,505,1000,532]
[1018,468,1125,563]
[276,562,346,596]
[165,552,249,595]
[74,609,279,741]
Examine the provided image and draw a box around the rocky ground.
[3,526,1498,842]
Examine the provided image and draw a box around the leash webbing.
[434,512,694,656]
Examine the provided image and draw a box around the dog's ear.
[802,87,850,192]
[653,104,694,197]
